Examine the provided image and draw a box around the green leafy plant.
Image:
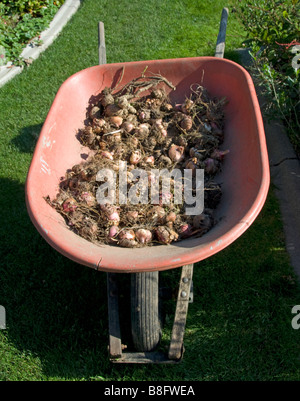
[236,0,300,155]
[0,0,64,65]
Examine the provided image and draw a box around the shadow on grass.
[1,176,300,380]
[0,177,114,378]
[11,123,44,154]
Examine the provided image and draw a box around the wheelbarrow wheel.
[131,272,162,352]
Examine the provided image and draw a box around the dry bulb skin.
[45,69,229,248]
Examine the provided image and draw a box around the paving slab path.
[238,48,300,279]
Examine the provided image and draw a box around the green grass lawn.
[1,0,300,381]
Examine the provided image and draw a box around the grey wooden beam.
[168,264,194,360]
[215,7,229,58]
[98,21,107,65]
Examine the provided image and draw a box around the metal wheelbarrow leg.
[101,8,229,363]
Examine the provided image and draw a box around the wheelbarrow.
[25,9,270,363]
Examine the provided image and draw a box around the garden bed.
[0,0,66,66]
[0,0,80,87]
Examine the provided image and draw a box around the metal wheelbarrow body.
[25,57,269,273]
[25,13,270,362]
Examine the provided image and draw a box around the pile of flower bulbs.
[48,71,229,248]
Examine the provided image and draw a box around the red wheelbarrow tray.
[25,57,270,273]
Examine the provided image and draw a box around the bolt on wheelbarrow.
[25,8,270,364]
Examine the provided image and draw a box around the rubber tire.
[131,271,162,352]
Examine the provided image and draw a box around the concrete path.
[265,120,300,279]
[238,49,300,279]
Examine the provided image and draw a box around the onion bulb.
[166,211,177,223]
[101,150,114,160]
[136,123,150,136]
[63,198,77,212]
[92,118,106,133]
[210,149,229,160]
[126,210,139,223]
[101,93,114,107]
[148,206,165,222]
[204,158,219,175]
[181,99,194,114]
[108,225,119,239]
[80,191,96,207]
[107,211,120,223]
[105,103,122,117]
[185,159,197,172]
[178,223,192,238]
[109,116,123,127]
[130,150,142,164]
[144,155,155,164]
[89,106,101,119]
[100,204,120,224]
[118,238,138,248]
[122,121,134,133]
[117,95,129,109]
[118,229,135,241]
[168,144,185,162]
[155,226,178,244]
[135,228,152,244]
[180,116,193,131]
